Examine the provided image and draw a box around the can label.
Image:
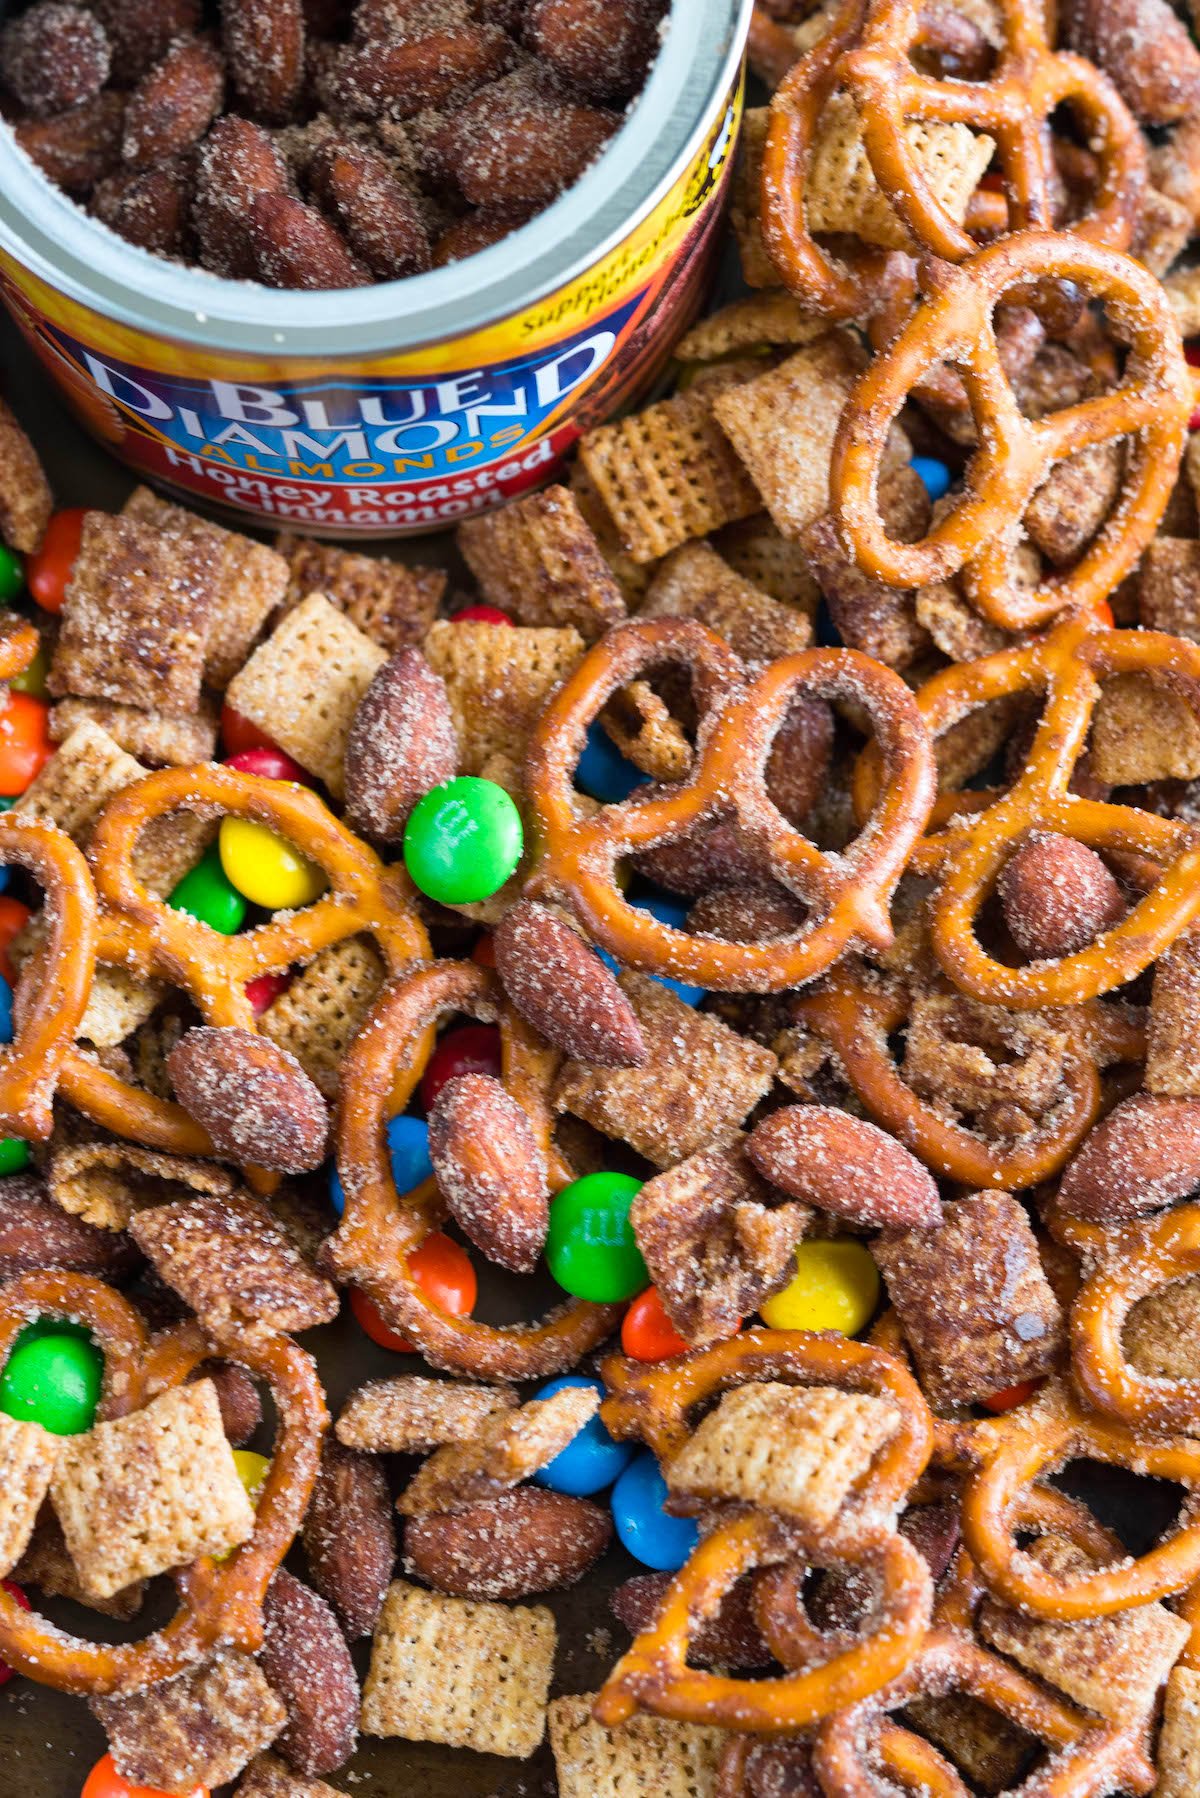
[0,77,740,535]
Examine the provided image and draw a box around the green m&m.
[0,1137,30,1175]
[0,548,22,606]
[403,776,523,905]
[546,1171,647,1302]
[0,1322,103,1434]
[168,844,248,935]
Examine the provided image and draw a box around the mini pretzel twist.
[593,1331,936,1732]
[0,815,99,1140]
[525,618,936,995]
[328,957,620,1382]
[0,1271,326,1697]
[855,612,1200,1007]
[794,966,1145,1187]
[56,765,433,1161]
[809,1626,1156,1796]
[960,1380,1200,1618]
[1068,1202,1200,1436]
[831,232,1190,630]
[840,0,1145,262]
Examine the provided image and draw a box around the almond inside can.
[0,0,753,538]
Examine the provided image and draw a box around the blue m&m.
[533,1375,634,1497]
[575,722,650,804]
[330,1114,432,1216]
[598,894,705,1006]
[0,974,12,1046]
[911,456,952,501]
[611,1450,700,1571]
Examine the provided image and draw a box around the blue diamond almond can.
[0,1,753,538]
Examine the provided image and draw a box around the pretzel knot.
[831,232,1190,630]
[328,957,620,1382]
[808,1626,1155,1796]
[795,967,1145,1189]
[524,618,936,995]
[593,1331,935,1733]
[855,612,1200,1007]
[0,1271,326,1697]
[960,1380,1200,1619]
[1065,1202,1200,1437]
[840,0,1144,263]
[53,765,433,1166]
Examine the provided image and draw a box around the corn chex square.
[577,386,761,564]
[51,1380,255,1597]
[424,618,585,781]
[336,1375,516,1454]
[224,593,387,797]
[124,486,290,690]
[666,1382,900,1526]
[50,696,219,767]
[1090,672,1200,784]
[806,91,993,250]
[711,334,867,541]
[0,1411,59,1577]
[979,1535,1190,1722]
[398,1385,599,1516]
[50,513,216,714]
[1158,1665,1200,1798]
[236,1754,341,1798]
[259,934,387,1099]
[92,1649,286,1794]
[548,1694,725,1798]
[457,485,626,641]
[554,973,778,1169]
[47,1140,236,1231]
[360,1581,555,1757]
[275,533,445,653]
[642,542,813,664]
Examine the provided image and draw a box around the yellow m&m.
[232,1449,270,1505]
[219,817,327,911]
[759,1237,881,1336]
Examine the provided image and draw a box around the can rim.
[0,0,753,359]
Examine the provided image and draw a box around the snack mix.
[11,0,1200,1792]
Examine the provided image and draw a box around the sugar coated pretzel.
[918,615,1200,1006]
[831,232,1190,629]
[808,1626,1156,1796]
[794,967,1145,1188]
[593,1331,936,1732]
[58,764,433,1159]
[0,815,98,1140]
[0,1270,326,1696]
[525,617,936,994]
[1068,1201,1200,1436]
[328,956,620,1381]
[0,611,41,684]
[960,1380,1200,1618]
[840,0,1144,263]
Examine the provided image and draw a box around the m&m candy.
[331,1113,432,1216]
[575,720,650,804]
[0,1322,103,1435]
[911,455,952,501]
[0,1137,30,1175]
[0,545,23,604]
[26,508,86,614]
[419,1023,502,1113]
[219,817,327,911]
[9,641,47,699]
[81,1754,207,1798]
[533,1375,634,1496]
[621,1286,691,1362]
[598,894,704,1006]
[168,845,247,935]
[452,603,512,625]
[403,776,523,905]
[219,703,277,757]
[546,1171,647,1303]
[245,970,292,1016]
[0,895,31,984]
[0,973,13,1047]
[232,1449,270,1504]
[759,1237,881,1335]
[223,746,310,784]
[611,1450,699,1571]
[0,692,52,796]
[350,1233,476,1353]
